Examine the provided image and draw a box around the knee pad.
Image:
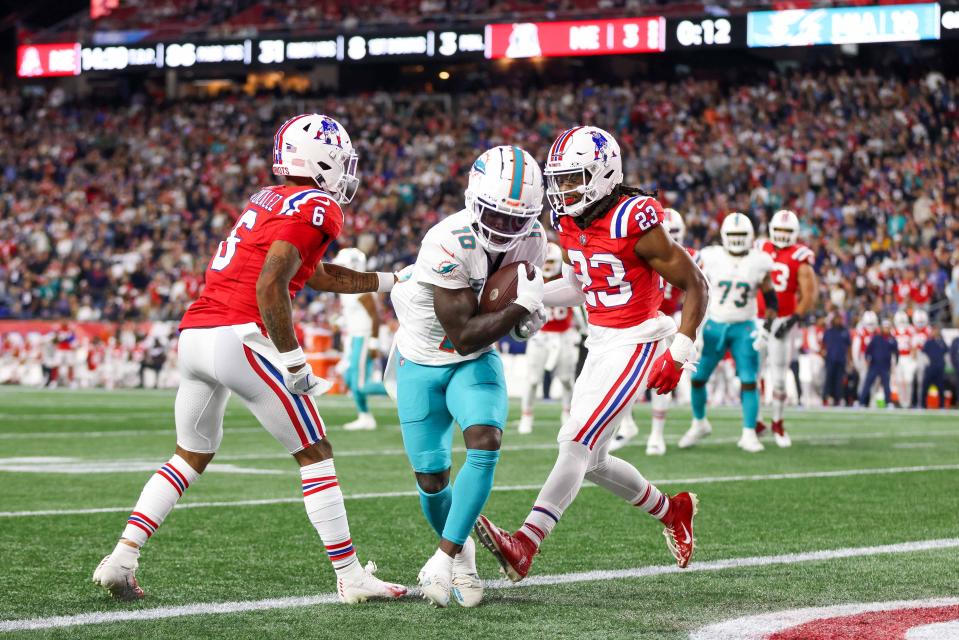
[410,448,453,475]
[464,448,500,471]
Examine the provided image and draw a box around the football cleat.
[678,418,712,449]
[451,536,484,607]
[661,492,698,568]
[92,554,145,601]
[645,432,666,456]
[343,413,377,431]
[517,413,533,435]
[609,412,639,452]
[337,561,407,604]
[771,420,792,448]
[755,419,768,437]
[474,515,538,583]
[417,555,453,608]
[737,428,765,453]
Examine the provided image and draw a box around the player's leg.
[680,321,724,448]
[763,328,793,447]
[555,332,576,424]
[343,336,376,430]
[93,328,223,600]
[519,335,548,434]
[731,322,764,452]
[222,328,404,602]
[647,390,670,455]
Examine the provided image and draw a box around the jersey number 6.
[211,209,257,271]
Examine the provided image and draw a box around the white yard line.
[1,537,956,633]
[2,463,957,519]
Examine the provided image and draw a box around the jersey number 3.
[567,249,632,307]
[211,209,257,271]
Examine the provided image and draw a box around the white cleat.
[417,552,453,608]
[774,431,792,448]
[343,413,377,431]
[92,553,145,601]
[609,414,639,452]
[645,433,667,456]
[337,561,407,604]
[678,419,712,449]
[737,428,765,453]
[451,537,484,608]
[517,414,533,435]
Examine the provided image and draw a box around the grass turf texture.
[1,387,957,639]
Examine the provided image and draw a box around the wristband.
[278,346,307,369]
[367,338,380,351]
[670,333,695,363]
[376,272,394,293]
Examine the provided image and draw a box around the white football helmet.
[333,247,366,272]
[860,310,879,331]
[894,310,910,330]
[913,308,929,328]
[544,126,623,217]
[465,145,543,253]
[663,208,686,244]
[272,114,359,205]
[770,209,800,248]
[721,212,754,255]
[543,242,563,279]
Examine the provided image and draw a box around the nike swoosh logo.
[680,523,692,544]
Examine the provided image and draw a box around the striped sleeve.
[609,196,663,240]
[791,244,815,264]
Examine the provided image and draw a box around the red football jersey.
[757,240,815,317]
[913,326,931,349]
[542,306,574,333]
[659,247,698,316]
[558,194,664,329]
[180,186,343,331]
[893,327,915,356]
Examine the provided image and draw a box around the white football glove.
[752,325,770,353]
[284,364,324,395]
[513,265,544,313]
[510,305,547,341]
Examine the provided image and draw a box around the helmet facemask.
[546,163,604,217]
[771,225,797,248]
[722,231,752,255]
[310,147,359,205]
[466,191,540,253]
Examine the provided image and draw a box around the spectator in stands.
[822,314,851,406]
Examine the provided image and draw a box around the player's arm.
[759,273,778,328]
[307,262,395,294]
[358,293,381,359]
[795,263,819,315]
[257,240,304,355]
[634,225,709,394]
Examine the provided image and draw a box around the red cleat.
[661,492,698,568]
[474,515,538,583]
[755,420,768,437]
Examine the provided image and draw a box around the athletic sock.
[300,459,358,575]
[585,455,669,519]
[772,389,787,423]
[521,384,535,417]
[452,536,477,575]
[691,383,708,420]
[121,454,200,546]
[519,441,589,547]
[418,484,452,538]
[651,411,666,438]
[742,386,759,429]
[441,449,499,545]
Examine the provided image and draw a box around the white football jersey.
[338,293,373,337]
[391,209,547,366]
[699,245,774,323]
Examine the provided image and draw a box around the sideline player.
[390,145,547,607]
[755,210,819,447]
[474,126,708,582]
[892,310,917,407]
[518,242,580,435]
[678,213,777,453]
[333,247,388,430]
[93,114,406,604]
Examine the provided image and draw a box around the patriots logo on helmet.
[316,118,343,147]
[591,130,610,162]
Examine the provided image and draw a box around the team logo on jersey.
[432,260,459,277]
[315,118,343,147]
[591,130,611,162]
[579,233,587,245]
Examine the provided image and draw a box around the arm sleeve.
[621,196,664,239]
[543,263,587,307]
[414,231,471,290]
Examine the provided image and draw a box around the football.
[479,261,532,314]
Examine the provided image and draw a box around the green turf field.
[1,387,957,639]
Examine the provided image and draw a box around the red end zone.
[769,605,959,640]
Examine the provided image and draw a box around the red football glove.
[647,350,683,395]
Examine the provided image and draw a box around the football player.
[389,145,547,607]
[333,247,388,431]
[518,242,581,435]
[678,213,777,453]
[474,126,708,582]
[93,114,407,604]
[912,309,931,406]
[755,210,819,447]
[892,310,917,407]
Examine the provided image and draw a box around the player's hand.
[773,315,798,339]
[510,304,546,341]
[647,351,683,395]
[514,265,545,313]
[752,326,770,352]
[284,363,323,395]
[394,264,414,284]
[368,348,380,360]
